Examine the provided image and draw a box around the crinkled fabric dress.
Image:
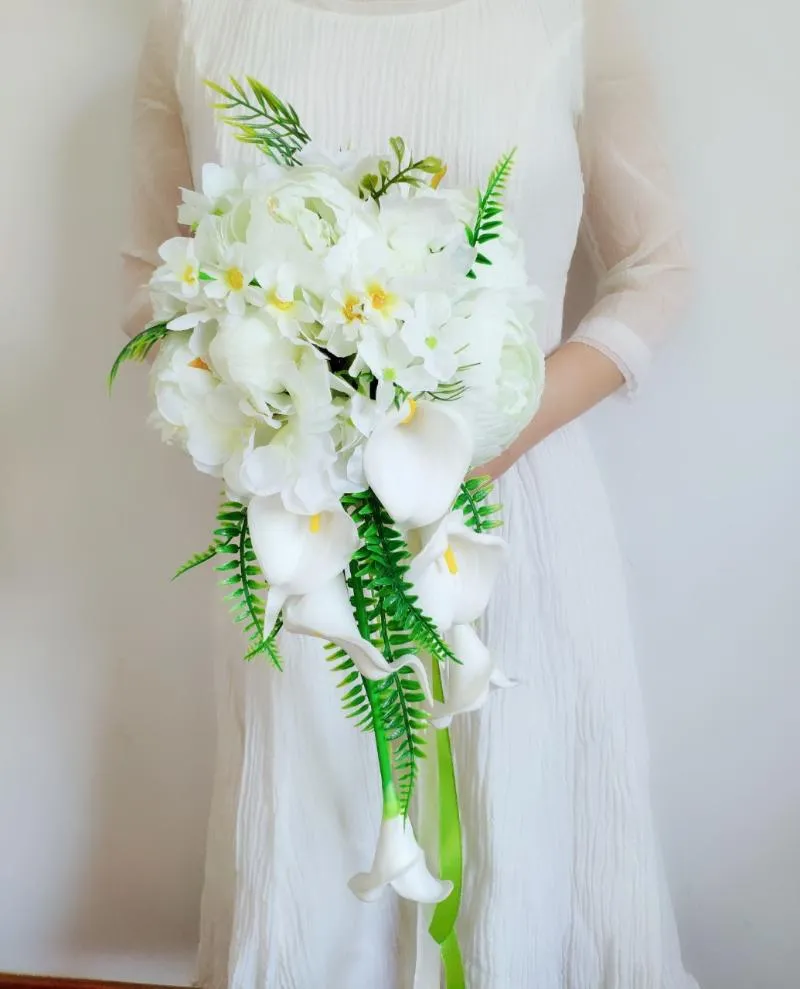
[122,0,696,986]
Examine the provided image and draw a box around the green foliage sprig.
[206,78,311,166]
[454,476,503,533]
[108,322,170,392]
[465,148,516,278]
[174,500,284,669]
[345,491,457,665]
[360,136,445,201]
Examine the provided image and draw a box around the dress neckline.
[284,0,470,16]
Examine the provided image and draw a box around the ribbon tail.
[429,661,467,989]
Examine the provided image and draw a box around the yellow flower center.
[187,357,210,371]
[431,165,448,190]
[341,294,364,323]
[368,283,394,314]
[226,268,245,292]
[181,264,197,286]
[443,546,459,575]
[400,398,417,425]
[308,514,322,533]
[268,289,294,312]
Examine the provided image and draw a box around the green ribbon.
[429,661,467,989]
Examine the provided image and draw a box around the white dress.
[123,0,695,986]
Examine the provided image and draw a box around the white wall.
[0,1,216,982]
[0,1,797,988]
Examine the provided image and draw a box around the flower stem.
[348,563,400,819]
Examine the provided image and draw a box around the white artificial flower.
[151,334,254,477]
[407,512,509,631]
[240,420,342,514]
[399,292,459,382]
[209,314,300,407]
[356,329,437,398]
[451,291,546,464]
[153,237,201,301]
[247,496,359,625]
[282,574,432,693]
[349,815,452,904]
[201,241,255,316]
[364,399,473,528]
[177,163,249,227]
[432,623,514,729]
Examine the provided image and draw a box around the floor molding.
[0,976,188,989]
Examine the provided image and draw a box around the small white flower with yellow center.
[319,286,368,357]
[202,243,254,316]
[154,237,202,302]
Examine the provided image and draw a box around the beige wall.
[0,0,798,986]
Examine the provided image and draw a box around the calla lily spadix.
[432,622,514,729]
[247,495,360,629]
[363,399,473,529]
[408,512,509,632]
[282,575,433,695]
[349,815,453,905]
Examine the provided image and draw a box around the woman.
[123,0,695,986]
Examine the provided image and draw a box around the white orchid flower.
[154,237,201,301]
[432,623,514,729]
[349,815,452,904]
[282,575,432,695]
[248,496,359,626]
[407,512,508,631]
[364,400,473,529]
[202,242,255,316]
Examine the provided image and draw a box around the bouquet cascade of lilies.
[111,78,545,986]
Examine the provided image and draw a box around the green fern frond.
[465,148,516,278]
[453,476,503,533]
[345,491,457,666]
[206,78,310,166]
[108,322,170,392]
[215,503,284,670]
[172,543,220,581]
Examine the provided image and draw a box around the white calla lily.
[408,512,509,631]
[248,496,359,627]
[282,575,431,694]
[364,400,472,529]
[349,815,452,904]
[432,623,514,729]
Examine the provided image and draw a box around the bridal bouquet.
[112,79,544,985]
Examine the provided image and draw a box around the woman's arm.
[121,0,192,338]
[480,0,691,479]
[479,342,624,477]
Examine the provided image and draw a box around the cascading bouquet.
[112,78,545,986]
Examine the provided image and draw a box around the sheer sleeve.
[121,0,192,338]
[570,0,691,391]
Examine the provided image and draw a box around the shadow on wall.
[0,74,217,957]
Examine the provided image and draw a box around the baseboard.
[0,977,187,989]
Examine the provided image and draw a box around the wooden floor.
[0,976,187,989]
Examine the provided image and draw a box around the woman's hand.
[470,341,625,480]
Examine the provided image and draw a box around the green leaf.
[204,78,311,166]
[389,135,406,164]
[108,322,170,392]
